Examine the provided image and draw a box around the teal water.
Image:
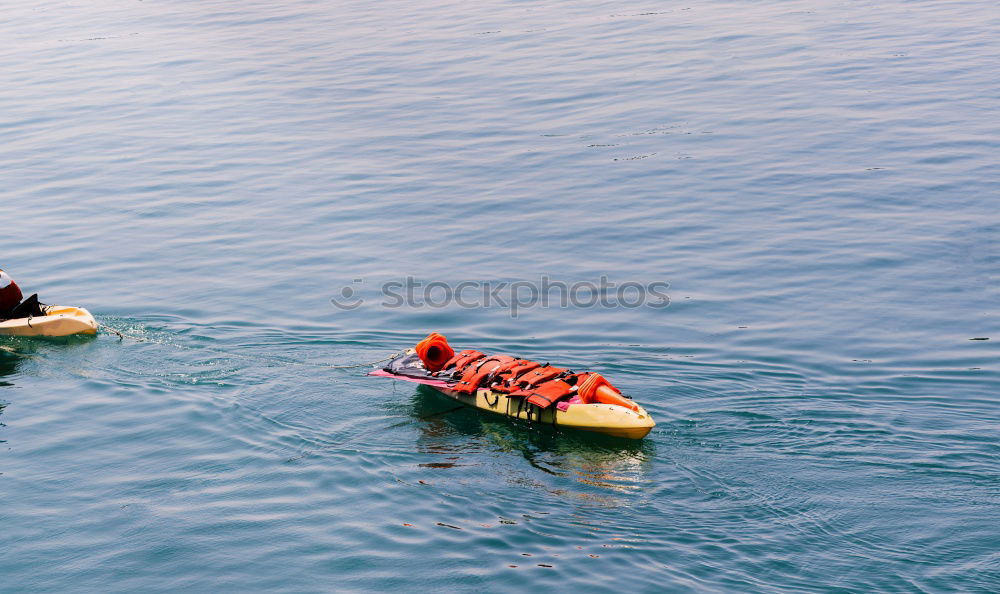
[2,1,998,591]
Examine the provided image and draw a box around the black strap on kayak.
[484,391,500,408]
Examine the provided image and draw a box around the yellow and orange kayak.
[371,334,655,439]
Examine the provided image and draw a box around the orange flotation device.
[578,372,639,411]
[413,333,642,412]
[507,366,566,395]
[520,378,575,409]
[453,354,517,394]
[443,349,485,372]
[491,360,541,392]
[415,332,454,372]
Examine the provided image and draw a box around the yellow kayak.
[0,306,98,337]
[372,336,656,439]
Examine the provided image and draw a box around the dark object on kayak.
[3,294,45,320]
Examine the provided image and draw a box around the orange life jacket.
[507,366,566,395]
[453,354,517,394]
[520,378,575,409]
[483,359,531,390]
[490,360,541,392]
[441,350,485,374]
[411,334,638,411]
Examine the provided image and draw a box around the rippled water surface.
[2,1,998,592]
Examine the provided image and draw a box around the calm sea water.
[2,1,998,592]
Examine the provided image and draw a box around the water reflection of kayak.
[370,333,655,439]
[0,306,98,337]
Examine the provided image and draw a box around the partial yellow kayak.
[373,340,657,439]
[431,385,656,439]
[0,306,98,337]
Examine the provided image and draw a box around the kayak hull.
[430,385,655,439]
[0,306,98,337]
